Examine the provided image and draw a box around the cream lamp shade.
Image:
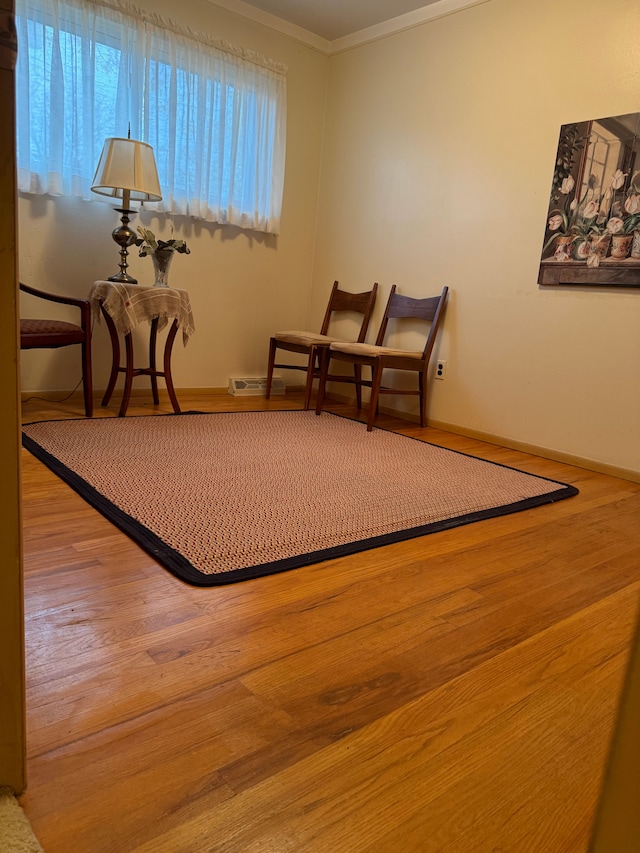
[91,137,162,284]
[91,137,162,207]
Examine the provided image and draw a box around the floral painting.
[538,112,640,287]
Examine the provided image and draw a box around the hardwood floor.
[18,390,640,852]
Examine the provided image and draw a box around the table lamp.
[91,137,162,284]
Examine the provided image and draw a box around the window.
[15,0,287,234]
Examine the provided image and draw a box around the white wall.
[312,0,640,476]
[18,0,328,394]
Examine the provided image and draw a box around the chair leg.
[367,360,384,431]
[265,338,277,400]
[303,345,318,410]
[81,340,93,417]
[353,364,362,409]
[419,373,427,427]
[315,348,330,416]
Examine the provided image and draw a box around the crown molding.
[329,0,492,54]
[204,0,491,55]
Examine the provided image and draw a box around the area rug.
[22,411,578,586]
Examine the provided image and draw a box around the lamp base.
[110,207,138,284]
[108,271,138,284]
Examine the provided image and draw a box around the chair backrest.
[19,282,93,352]
[19,282,94,416]
[374,285,449,361]
[319,280,378,342]
[19,282,91,331]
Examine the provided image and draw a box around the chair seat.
[330,341,423,359]
[20,318,86,348]
[274,331,341,346]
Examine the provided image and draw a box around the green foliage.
[550,123,587,205]
[135,227,190,256]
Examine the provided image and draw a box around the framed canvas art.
[538,112,640,287]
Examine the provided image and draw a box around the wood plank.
[125,584,639,853]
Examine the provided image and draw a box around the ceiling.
[233,0,444,42]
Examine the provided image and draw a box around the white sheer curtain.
[15,0,287,234]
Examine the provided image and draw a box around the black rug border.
[21,410,579,587]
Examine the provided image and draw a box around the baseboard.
[21,383,304,403]
[21,389,169,404]
[21,387,231,403]
[424,418,640,484]
[324,391,640,484]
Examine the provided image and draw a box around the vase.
[610,233,633,260]
[587,233,611,259]
[152,249,174,287]
[573,239,589,261]
[631,230,640,259]
[553,234,574,261]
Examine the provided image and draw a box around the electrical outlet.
[435,359,447,380]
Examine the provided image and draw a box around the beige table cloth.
[89,281,195,345]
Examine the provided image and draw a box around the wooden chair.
[266,280,378,409]
[19,282,93,417]
[315,285,449,431]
